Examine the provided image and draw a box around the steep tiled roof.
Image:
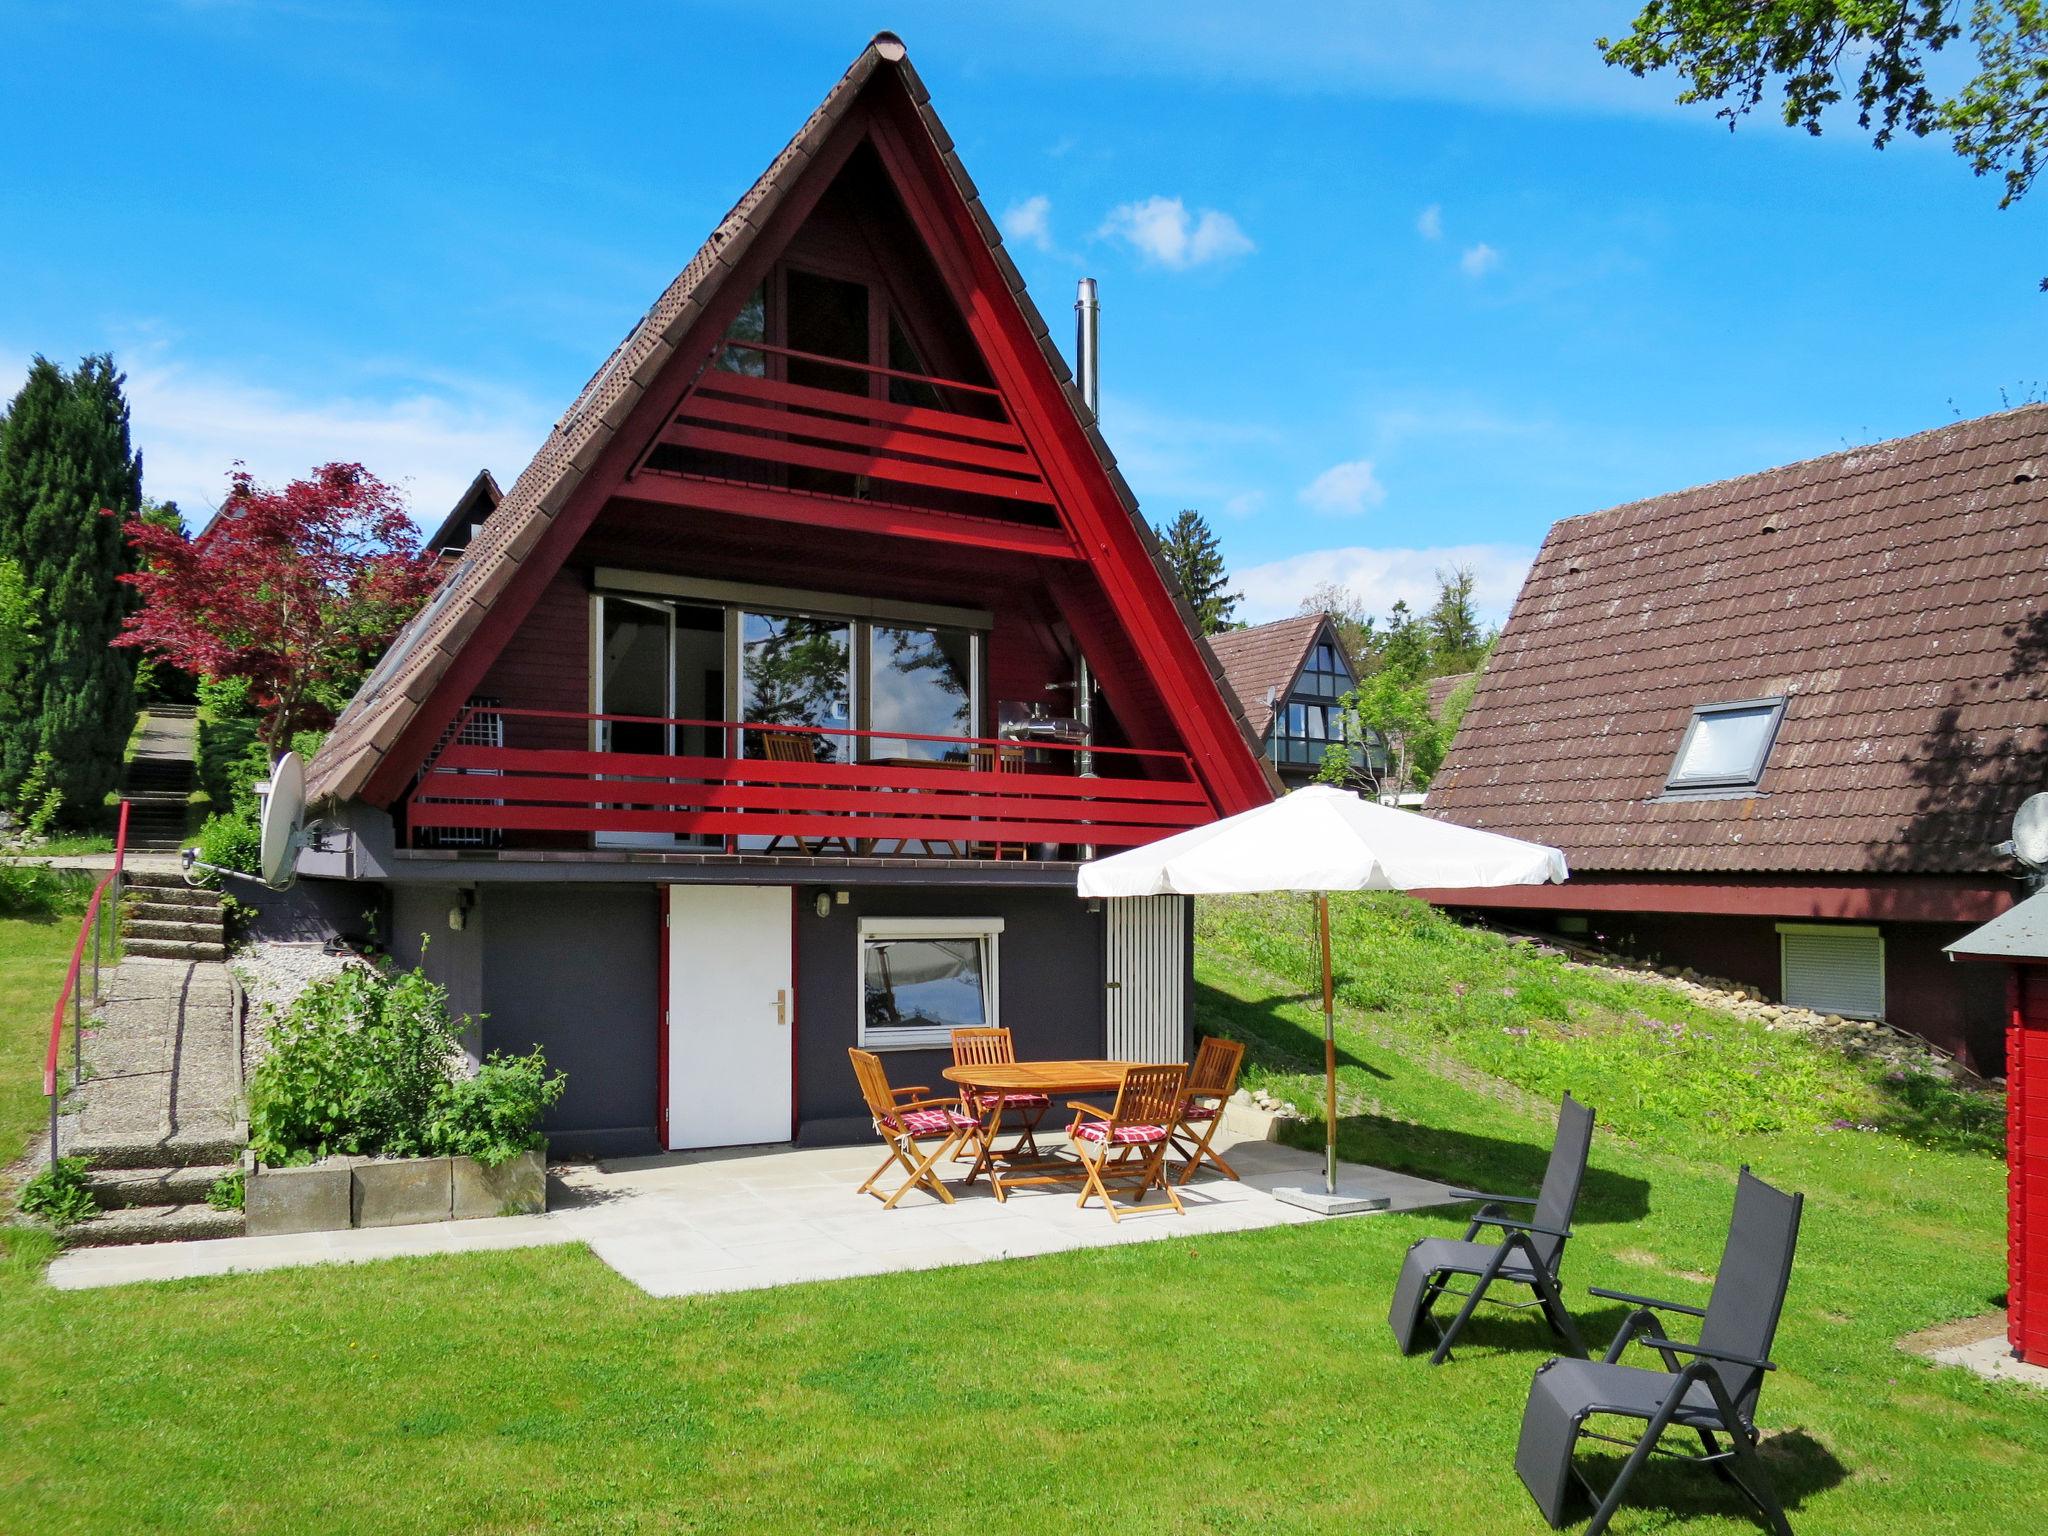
[308,33,1273,805]
[1426,670,1475,716]
[1427,406,2048,876]
[1206,614,1329,739]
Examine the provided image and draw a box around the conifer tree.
[1156,508,1241,635]
[0,355,142,817]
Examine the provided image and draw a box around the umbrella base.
[1273,1183,1390,1216]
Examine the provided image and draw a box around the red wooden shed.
[1948,894,2048,1361]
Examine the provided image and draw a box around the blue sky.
[4,2,2042,623]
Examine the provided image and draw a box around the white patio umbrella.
[1078,785,1567,1212]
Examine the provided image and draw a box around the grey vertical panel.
[1106,896,1186,1061]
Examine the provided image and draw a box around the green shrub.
[206,1169,245,1210]
[196,676,265,811]
[193,806,261,880]
[430,1049,567,1167]
[0,859,67,917]
[248,961,562,1167]
[19,1156,98,1226]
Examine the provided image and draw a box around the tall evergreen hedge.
[0,355,142,819]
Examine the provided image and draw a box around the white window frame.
[1664,696,1787,793]
[857,916,1004,1050]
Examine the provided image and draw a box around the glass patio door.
[595,596,675,848]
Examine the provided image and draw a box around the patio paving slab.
[46,1133,1460,1294]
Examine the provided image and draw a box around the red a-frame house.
[297,34,1274,1153]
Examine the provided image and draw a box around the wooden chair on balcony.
[759,729,856,856]
[1171,1035,1246,1185]
[848,1047,978,1209]
[968,743,1029,860]
[949,1026,1051,1169]
[1067,1063,1188,1223]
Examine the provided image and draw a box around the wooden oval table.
[942,1059,1132,1200]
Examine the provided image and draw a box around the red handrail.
[42,800,128,1149]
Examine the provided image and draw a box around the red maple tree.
[116,463,439,754]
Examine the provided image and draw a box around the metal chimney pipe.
[1075,277,1100,420]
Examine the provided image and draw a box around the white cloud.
[1299,458,1387,517]
[1098,196,1254,269]
[1222,490,1267,519]
[1001,194,1055,253]
[1416,203,1443,240]
[103,339,552,526]
[1237,543,1537,627]
[1460,242,1503,278]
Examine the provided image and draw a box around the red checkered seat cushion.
[1179,1103,1221,1122]
[890,1107,978,1136]
[1073,1120,1169,1146]
[967,1091,1051,1110]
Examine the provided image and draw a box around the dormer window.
[1664,697,1786,793]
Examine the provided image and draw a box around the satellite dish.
[2010,792,2048,871]
[258,751,307,891]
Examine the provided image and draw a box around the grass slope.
[0,896,2039,1534]
[0,901,103,1176]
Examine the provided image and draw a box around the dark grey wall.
[242,876,385,946]
[388,886,485,1061]
[480,884,662,1156]
[793,885,1108,1143]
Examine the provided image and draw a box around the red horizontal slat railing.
[406,708,1214,854]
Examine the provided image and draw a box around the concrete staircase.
[64,958,247,1246]
[123,702,197,853]
[123,872,227,963]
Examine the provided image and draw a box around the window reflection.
[741,612,852,762]
[868,626,972,761]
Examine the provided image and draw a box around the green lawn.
[0,902,103,1175]
[0,895,2041,1534]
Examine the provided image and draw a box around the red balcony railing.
[405,708,1216,856]
[632,339,1059,523]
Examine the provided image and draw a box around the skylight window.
[1664,697,1785,793]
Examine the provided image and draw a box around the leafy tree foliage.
[1157,508,1242,635]
[1304,564,1498,796]
[0,558,38,690]
[116,462,437,757]
[1602,2,2048,214]
[0,355,143,819]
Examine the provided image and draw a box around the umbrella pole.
[1319,892,1336,1196]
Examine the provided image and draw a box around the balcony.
[621,340,1081,561]
[404,708,1217,860]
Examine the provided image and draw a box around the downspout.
[1074,277,1100,782]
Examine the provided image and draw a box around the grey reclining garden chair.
[1387,1092,1593,1365]
[1515,1167,1804,1536]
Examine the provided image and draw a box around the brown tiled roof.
[308,32,1273,805]
[1426,670,1476,716]
[1426,406,2048,877]
[1206,614,1329,739]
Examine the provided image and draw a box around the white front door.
[667,885,794,1149]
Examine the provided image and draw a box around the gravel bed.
[232,940,369,1074]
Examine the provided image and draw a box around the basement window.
[858,917,1004,1051]
[1778,923,1885,1020]
[1663,697,1786,794]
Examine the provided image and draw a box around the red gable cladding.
[347,42,1270,818]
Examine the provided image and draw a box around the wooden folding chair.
[949,1026,1051,1168]
[968,743,1029,860]
[848,1048,977,1209]
[1067,1063,1187,1222]
[1171,1035,1245,1185]
[760,729,856,855]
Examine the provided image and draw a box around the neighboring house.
[1424,408,2048,1073]
[1426,670,1475,719]
[291,34,1275,1154]
[423,469,502,563]
[1207,613,1373,787]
